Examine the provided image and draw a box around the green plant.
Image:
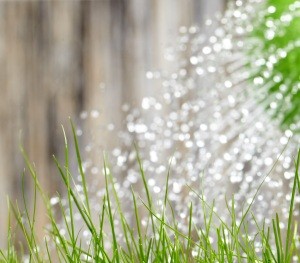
[250,0,300,131]
[1,122,300,262]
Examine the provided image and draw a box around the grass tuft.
[0,124,299,262]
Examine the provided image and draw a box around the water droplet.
[268,6,276,14]
[50,196,60,206]
[190,56,199,65]
[90,110,100,118]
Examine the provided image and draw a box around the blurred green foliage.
[252,0,300,131]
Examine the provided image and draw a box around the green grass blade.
[70,119,91,215]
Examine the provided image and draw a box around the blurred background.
[0,0,227,247]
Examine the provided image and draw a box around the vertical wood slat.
[0,0,226,248]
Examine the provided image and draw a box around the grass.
[0,121,300,262]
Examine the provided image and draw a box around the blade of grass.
[70,119,91,215]
[103,156,120,263]
[285,148,300,262]
[131,187,145,262]
[134,144,156,239]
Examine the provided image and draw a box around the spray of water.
[51,0,300,248]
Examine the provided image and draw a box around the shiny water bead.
[50,196,60,206]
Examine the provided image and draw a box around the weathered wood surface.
[0,0,226,247]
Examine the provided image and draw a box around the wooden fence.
[0,0,226,248]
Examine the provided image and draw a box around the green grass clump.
[0,122,300,262]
